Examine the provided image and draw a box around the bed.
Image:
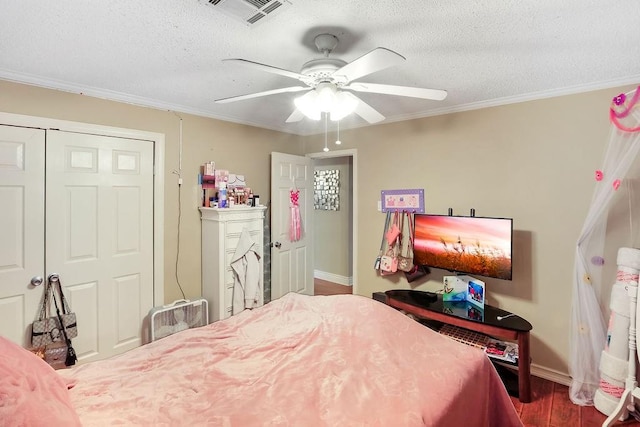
[1,293,522,426]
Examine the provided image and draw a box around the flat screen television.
[413,214,513,281]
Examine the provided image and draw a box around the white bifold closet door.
[0,125,154,362]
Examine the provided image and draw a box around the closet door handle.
[272,242,282,249]
[31,276,44,287]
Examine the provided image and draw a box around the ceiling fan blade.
[346,82,448,101]
[343,92,385,124]
[223,59,309,82]
[332,48,406,83]
[215,86,308,104]
[285,109,305,123]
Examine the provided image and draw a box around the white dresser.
[200,206,267,322]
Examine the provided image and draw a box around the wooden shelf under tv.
[379,289,532,403]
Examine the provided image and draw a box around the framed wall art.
[380,188,425,213]
[314,169,340,211]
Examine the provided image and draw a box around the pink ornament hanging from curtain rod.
[610,86,640,132]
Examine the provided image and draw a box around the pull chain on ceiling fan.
[215,33,448,124]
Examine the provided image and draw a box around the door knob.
[47,273,60,283]
[31,276,44,287]
[272,241,282,249]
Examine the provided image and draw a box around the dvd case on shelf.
[485,338,518,364]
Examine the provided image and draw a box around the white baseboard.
[531,363,571,386]
[314,270,352,286]
[494,361,571,387]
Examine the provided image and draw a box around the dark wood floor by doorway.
[313,278,640,427]
[313,278,352,296]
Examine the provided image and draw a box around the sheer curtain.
[570,86,640,405]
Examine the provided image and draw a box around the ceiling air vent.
[206,0,291,27]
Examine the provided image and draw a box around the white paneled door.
[46,130,154,361]
[0,126,155,362]
[0,126,45,345]
[270,152,313,299]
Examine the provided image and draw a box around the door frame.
[0,111,165,307]
[307,148,358,295]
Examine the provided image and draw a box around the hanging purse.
[385,211,401,245]
[31,281,54,348]
[31,275,78,348]
[375,212,392,270]
[405,264,429,283]
[44,342,70,369]
[380,245,399,274]
[380,214,400,275]
[50,275,77,366]
[402,212,429,282]
[397,211,415,272]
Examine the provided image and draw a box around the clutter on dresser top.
[199,161,259,208]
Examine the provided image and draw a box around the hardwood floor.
[314,278,640,426]
[313,278,352,296]
[511,376,640,427]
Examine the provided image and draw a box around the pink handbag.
[385,211,400,245]
[397,212,415,272]
[376,211,400,276]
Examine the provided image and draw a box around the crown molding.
[2,68,638,137]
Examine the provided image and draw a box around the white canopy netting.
[570,86,640,405]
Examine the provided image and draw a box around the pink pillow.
[0,336,81,426]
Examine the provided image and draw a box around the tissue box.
[443,275,485,309]
[443,276,467,302]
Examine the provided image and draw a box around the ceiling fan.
[214,33,448,124]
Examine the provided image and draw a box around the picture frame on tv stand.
[443,275,485,309]
[463,275,485,309]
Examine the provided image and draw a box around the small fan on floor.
[149,299,209,342]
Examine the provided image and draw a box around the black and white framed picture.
[314,169,340,210]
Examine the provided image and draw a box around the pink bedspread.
[59,293,522,426]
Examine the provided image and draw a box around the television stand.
[383,289,533,403]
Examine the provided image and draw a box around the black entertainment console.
[374,289,532,403]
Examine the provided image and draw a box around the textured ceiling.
[1,0,639,136]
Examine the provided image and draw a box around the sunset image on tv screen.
[413,215,512,280]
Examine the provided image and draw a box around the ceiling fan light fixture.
[294,83,358,122]
[294,92,321,120]
[329,91,358,121]
[220,34,447,125]
[315,83,337,111]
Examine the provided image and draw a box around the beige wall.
[302,85,637,376]
[313,157,352,279]
[3,78,635,378]
[0,80,304,304]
